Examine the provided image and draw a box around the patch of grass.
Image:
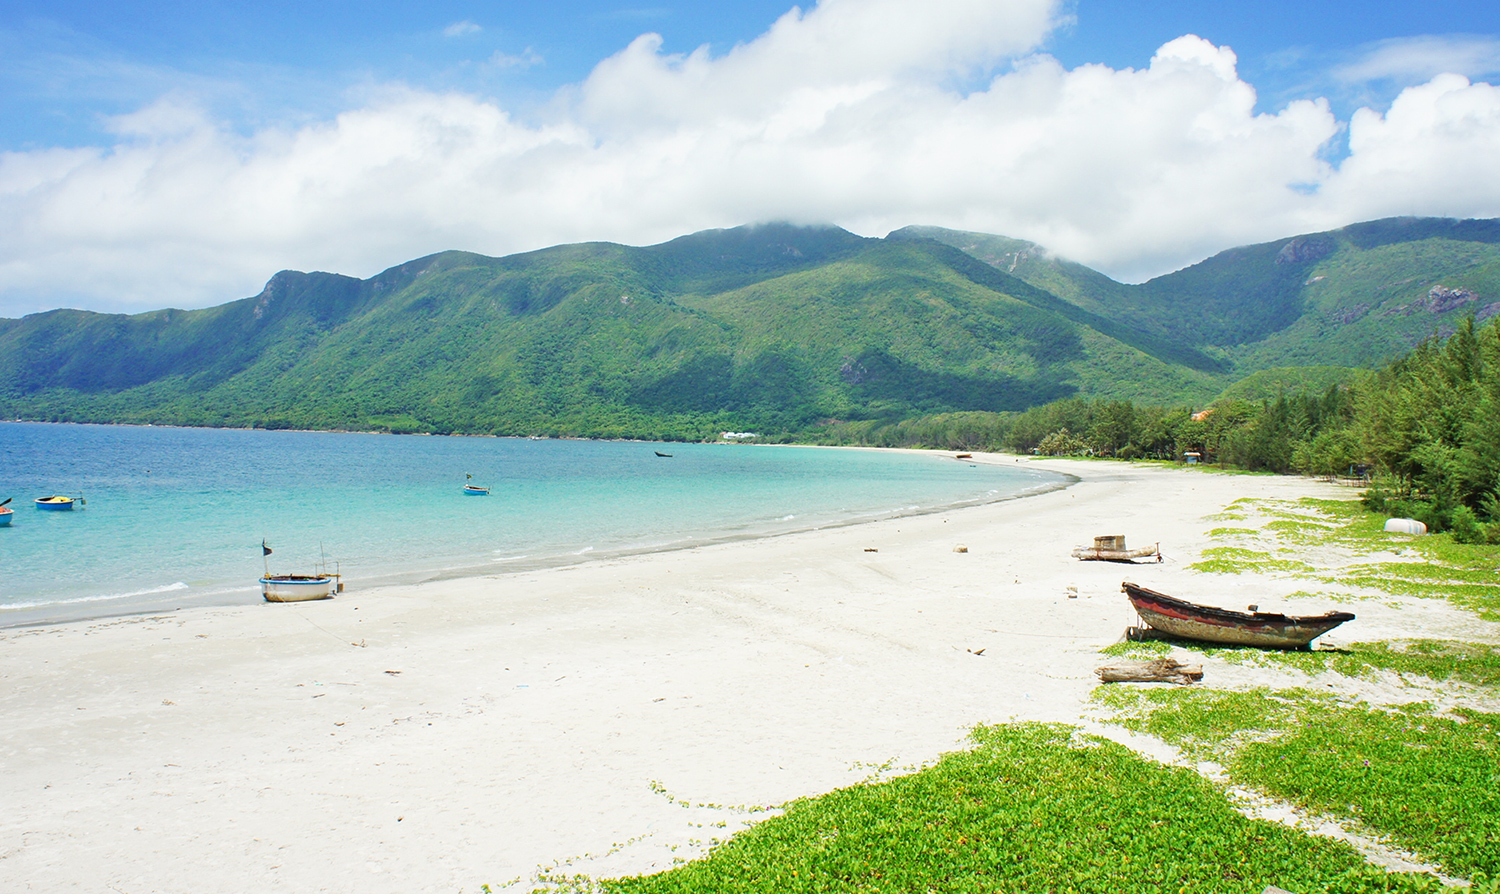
[1099,639,1171,658]
[1266,518,1339,535]
[1189,640,1500,687]
[1094,687,1500,880]
[1208,526,1259,538]
[1200,497,1500,617]
[1189,546,1317,575]
[600,723,1445,893]
[1204,512,1249,522]
[1328,574,1500,620]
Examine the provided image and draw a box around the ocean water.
[0,422,1066,626]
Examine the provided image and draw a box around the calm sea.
[0,423,1066,626]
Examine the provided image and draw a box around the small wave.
[571,546,595,556]
[0,581,190,612]
[491,554,531,563]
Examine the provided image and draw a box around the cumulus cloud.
[2,0,1500,317]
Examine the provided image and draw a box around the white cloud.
[1337,35,1500,85]
[2,0,1500,317]
[443,21,482,38]
[489,48,543,70]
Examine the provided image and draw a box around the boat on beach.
[259,539,342,602]
[1122,581,1354,649]
[1072,535,1161,563]
[34,495,82,510]
[260,574,337,602]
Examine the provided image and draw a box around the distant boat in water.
[464,473,489,495]
[0,497,12,526]
[654,451,673,458]
[35,495,82,511]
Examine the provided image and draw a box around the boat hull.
[1072,544,1161,563]
[0,508,11,526]
[260,575,334,602]
[462,486,489,496]
[1123,581,1353,649]
[34,496,75,510]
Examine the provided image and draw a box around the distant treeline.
[812,317,1500,543]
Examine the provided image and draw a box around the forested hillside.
[2,217,1496,440]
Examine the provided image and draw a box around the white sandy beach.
[1,456,1491,893]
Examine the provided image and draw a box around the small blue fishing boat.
[35,495,80,511]
[463,484,490,496]
[0,497,13,526]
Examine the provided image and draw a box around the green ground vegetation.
[589,723,1448,894]
[1093,687,1500,881]
[1195,496,1500,620]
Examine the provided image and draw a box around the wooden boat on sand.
[260,574,337,602]
[1123,581,1354,649]
[1073,535,1161,563]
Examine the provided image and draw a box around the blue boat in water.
[35,495,81,511]
[463,484,490,496]
[0,497,13,526]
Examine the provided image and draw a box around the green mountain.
[896,217,1500,370]
[2,218,1496,439]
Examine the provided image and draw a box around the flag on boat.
[262,539,272,556]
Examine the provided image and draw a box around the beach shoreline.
[2,455,1461,893]
[0,434,1065,631]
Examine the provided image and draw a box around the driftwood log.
[1095,657,1203,685]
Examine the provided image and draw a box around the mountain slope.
[4,217,1495,439]
[1,224,1224,437]
[899,217,1500,372]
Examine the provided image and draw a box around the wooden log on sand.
[1095,657,1203,685]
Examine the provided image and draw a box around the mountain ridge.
[2,216,1496,439]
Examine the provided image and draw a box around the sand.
[0,456,1488,893]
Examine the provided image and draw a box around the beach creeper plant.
[595,723,1447,893]
[1094,686,1500,882]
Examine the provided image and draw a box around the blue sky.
[2,0,1499,316]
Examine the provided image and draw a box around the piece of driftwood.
[1095,657,1203,684]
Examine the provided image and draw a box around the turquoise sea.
[0,422,1067,627]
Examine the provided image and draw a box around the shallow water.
[0,423,1065,626]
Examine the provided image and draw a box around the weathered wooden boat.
[34,495,81,510]
[1122,581,1354,649]
[1072,535,1161,563]
[260,574,337,602]
[955,453,973,459]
